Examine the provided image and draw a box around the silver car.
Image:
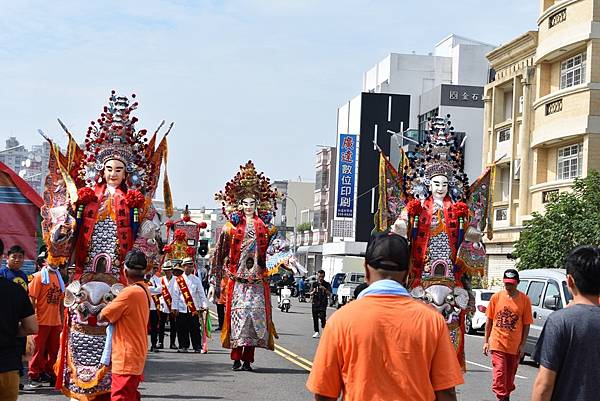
[516,269,572,360]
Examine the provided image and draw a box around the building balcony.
[529,178,575,213]
[536,0,594,63]
[531,83,598,147]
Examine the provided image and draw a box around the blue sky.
[0,0,538,207]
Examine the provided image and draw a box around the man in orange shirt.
[306,231,463,401]
[27,261,65,387]
[99,250,151,401]
[483,269,533,401]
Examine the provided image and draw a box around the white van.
[516,269,572,359]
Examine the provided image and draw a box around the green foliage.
[296,222,311,232]
[514,171,600,270]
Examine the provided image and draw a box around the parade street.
[20,296,539,401]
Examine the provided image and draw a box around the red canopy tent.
[0,161,43,274]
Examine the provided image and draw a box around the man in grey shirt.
[531,245,600,401]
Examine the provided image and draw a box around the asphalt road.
[19,296,538,401]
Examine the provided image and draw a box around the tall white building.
[362,34,496,182]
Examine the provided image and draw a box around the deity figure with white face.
[213,161,279,372]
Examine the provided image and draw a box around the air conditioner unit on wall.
[513,159,521,180]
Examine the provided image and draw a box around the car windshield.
[481,292,494,301]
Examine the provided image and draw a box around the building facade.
[363,34,495,181]
[483,0,600,281]
[0,137,50,195]
[312,146,336,246]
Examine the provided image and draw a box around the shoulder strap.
[134,283,151,308]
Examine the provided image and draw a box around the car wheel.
[465,314,476,334]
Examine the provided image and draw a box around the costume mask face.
[104,159,126,187]
[242,198,256,217]
[429,175,449,202]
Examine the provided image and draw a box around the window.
[560,52,586,89]
[544,281,562,310]
[517,280,529,293]
[495,208,508,221]
[498,128,511,143]
[503,89,513,121]
[526,281,546,306]
[557,144,582,180]
[481,292,494,301]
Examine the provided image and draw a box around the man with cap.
[483,269,533,401]
[99,249,151,401]
[170,257,208,353]
[307,231,464,401]
[147,265,164,352]
[159,260,177,350]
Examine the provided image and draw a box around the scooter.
[279,286,292,312]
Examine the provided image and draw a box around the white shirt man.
[170,259,208,352]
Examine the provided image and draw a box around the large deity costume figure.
[376,115,493,370]
[41,92,171,400]
[213,161,279,371]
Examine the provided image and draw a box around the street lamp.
[284,195,298,255]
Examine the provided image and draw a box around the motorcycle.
[278,286,292,312]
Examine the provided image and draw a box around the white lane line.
[466,360,528,380]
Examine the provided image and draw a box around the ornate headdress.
[404,115,469,200]
[79,91,149,189]
[215,160,279,218]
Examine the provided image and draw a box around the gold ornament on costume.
[214,160,280,216]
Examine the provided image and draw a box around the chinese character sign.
[336,134,357,218]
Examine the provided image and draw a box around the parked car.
[336,272,365,307]
[465,289,497,334]
[516,269,571,360]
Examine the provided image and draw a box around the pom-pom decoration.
[406,199,423,217]
[77,187,97,205]
[125,189,145,208]
[162,244,172,253]
[182,215,191,222]
[174,229,187,241]
[451,201,469,219]
[199,221,208,229]
[186,246,196,256]
[230,212,241,226]
[165,220,174,229]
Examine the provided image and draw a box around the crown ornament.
[79,91,149,189]
[215,160,279,218]
[404,114,469,200]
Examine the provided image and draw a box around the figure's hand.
[482,342,490,356]
[391,218,408,238]
[465,226,484,242]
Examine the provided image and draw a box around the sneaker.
[157,342,164,349]
[177,348,188,353]
[170,344,178,350]
[194,348,202,353]
[312,332,320,338]
[201,349,208,354]
[153,347,160,353]
[232,360,242,371]
[27,378,43,388]
[241,361,254,371]
[150,346,156,352]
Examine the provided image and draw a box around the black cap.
[365,231,409,271]
[503,269,519,284]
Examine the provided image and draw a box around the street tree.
[514,170,600,270]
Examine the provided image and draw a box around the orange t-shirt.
[306,295,464,401]
[101,281,150,375]
[486,290,533,355]
[28,271,63,326]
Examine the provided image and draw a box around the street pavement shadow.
[143,395,223,400]
[253,367,309,375]
[144,358,234,383]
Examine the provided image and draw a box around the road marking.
[274,349,312,372]
[208,310,314,371]
[466,360,528,380]
[274,344,314,367]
